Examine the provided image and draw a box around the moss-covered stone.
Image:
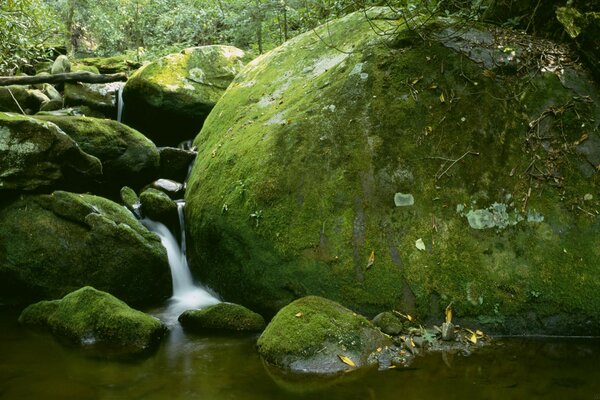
[140,187,178,227]
[120,186,140,215]
[0,191,171,306]
[75,55,141,74]
[0,112,102,191]
[257,296,387,374]
[159,146,196,182]
[372,312,403,336]
[185,8,600,334]
[19,286,166,355]
[50,55,71,75]
[179,302,265,332]
[0,86,47,114]
[63,83,116,118]
[35,115,159,188]
[123,45,246,145]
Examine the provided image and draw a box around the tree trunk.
[0,72,128,87]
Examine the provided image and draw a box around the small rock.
[441,321,456,341]
[51,55,71,75]
[372,311,403,335]
[179,302,265,333]
[148,179,185,199]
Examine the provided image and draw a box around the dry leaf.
[406,314,413,322]
[445,303,452,324]
[366,250,375,269]
[338,355,356,367]
[295,312,303,318]
[439,92,446,103]
[467,332,477,344]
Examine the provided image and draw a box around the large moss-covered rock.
[75,55,141,74]
[0,86,48,114]
[0,112,102,191]
[35,115,159,188]
[0,191,171,306]
[63,83,116,118]
[123,45,246,145]
[179,302,265,332]
[185,9,600,334]
[19,286,166,355]
[257,296,387,374]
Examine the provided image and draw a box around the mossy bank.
[185,8,600,334]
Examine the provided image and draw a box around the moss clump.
[186,8,600,334]
[178,302,265,332]
[257,296,387,374]
[123,45,246,146]
[19,286,166,355]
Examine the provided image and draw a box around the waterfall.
[142,202,219,324]
[116,86,124,123]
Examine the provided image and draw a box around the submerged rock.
[257,296,388,374]
[0,112,102,191]
[35,115,159,188]
[19,286,166,356]
[179,302,265,333]
[123,45,246,145]
[0,191,171,306]
[185,8,600,334]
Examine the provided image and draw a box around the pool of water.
[1,307,599,400]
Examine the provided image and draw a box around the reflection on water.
[1,307,599,400]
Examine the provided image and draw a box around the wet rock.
[0,191,171,306]
[123,45,246,145]
[158,147,196,182]
[19,286,166,356]
[63,83,116,118]
[0,112,101,191]
[148,178,185,199]
[441,321,456,341]
[257,296,388,374]
[179,302,265,333]
[140,188,178,228]
[120,186,140,216]
[372,312,403,336]
[34,115,159,189]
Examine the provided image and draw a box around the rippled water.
[1,308,599,400]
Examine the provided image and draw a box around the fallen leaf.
[295,312,303,318]
[338,355,356,367]
[439,92,445,103]
[366,250,375,269]
[467,332,477,344]
[415,238,426,251]
[574,133,588,145]
[407,314,413,322]
[445,303,452,324]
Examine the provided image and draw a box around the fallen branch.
[0,71,127,87]
[435,150,480,180]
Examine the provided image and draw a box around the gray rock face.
[123,45,246,145]
[19,286,166,356]
[0,191,171,306]
[257,296,388,374]
[34,115,160,188]
[0,112,102,191]
[179,303,265,333]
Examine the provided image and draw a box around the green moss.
[75,55,140,74]
[179,302,265,332]
[257,296,386,372]
[186,8,600,333]
[19,286,166,354]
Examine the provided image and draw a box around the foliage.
[0,0,61,74]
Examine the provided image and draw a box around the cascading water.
[116,86,124,123]
[142,201,219,325]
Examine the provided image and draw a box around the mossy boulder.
[63,83,116,118]
[50,55,71,75]
[35,115,159,188]
[372,312,403,336]
[140,187,178,227]
[178,302,265,333]
[0,191,171,306]
[0,86,48,114]
[185,8,600,334]
[0,112,102,191]
[257,296,387,374]
[75,55,141,74]
[123,45,246,145]
[159,146,197,182]
[19,286,166,355]
[120,186,140,215]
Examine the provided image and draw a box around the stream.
[2,183,599,399]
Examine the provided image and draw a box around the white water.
[142,202,219,325]
[117,86,124,123]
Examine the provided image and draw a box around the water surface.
[1,308,599,400]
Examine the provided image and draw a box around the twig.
[436,151,480,180]
[7,88,25,115]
